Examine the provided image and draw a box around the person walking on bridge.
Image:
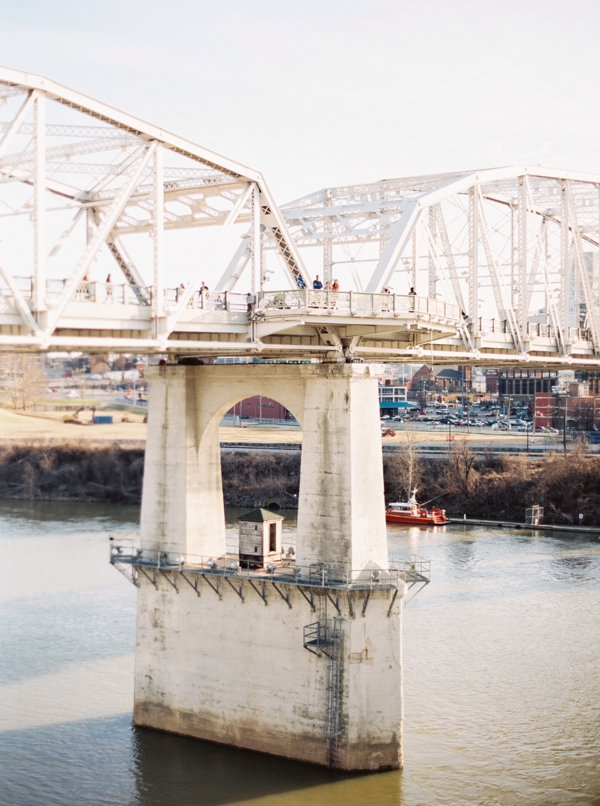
[313,275,323,290]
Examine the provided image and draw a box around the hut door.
[269,523,277,552]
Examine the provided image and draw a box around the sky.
[0,0,598,206]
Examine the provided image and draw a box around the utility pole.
[563,394,567,456]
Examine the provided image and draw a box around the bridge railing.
[42,280,152,305]
[568,326,593,342]
[1,276,33,298]
[109,543,431,589]
[476,318,594,344]
[257,290,461,321]
[163,289,248,312]
[0,279,473,325]
[478,318,508,333]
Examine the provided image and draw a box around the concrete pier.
[133,362,406,770]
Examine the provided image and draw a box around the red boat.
[386,492,448,525]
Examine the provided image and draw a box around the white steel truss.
[0,65,307,349]
[0,67,599,368]
[256,167,600,360]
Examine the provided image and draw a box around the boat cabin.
[238,508,284,568]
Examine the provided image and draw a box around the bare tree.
[0,354,47,410]
[393,426,422,501]
[449,437,477,497]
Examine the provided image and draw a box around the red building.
[534,393,600,431]
[485,369,499,394]
[534,393,554,429]
[227,396,293,420]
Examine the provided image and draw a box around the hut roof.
[238,508,284,522]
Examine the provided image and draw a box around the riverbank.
[0,440,598,526]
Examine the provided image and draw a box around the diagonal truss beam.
[434,203,465,312]
[215,238,251,292]
[47,143,157,332]
[259,189,308,286]
[366,200,421,292]
[0,90,36,160]
[0,261,42,335]
[477,187,523,352]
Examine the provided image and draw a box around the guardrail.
[0,279,460,323]
[109,543,430,591]
[163,289,248,312]
[257,290,461,321]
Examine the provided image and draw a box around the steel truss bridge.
[1,66,600,368]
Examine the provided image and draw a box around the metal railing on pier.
[110,542,430,604]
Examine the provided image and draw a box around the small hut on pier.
[238,508,283,568]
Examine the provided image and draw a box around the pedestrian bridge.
[0,66,599,368]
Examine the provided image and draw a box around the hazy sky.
[0,0,598,204]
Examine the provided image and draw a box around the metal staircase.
[303,611,344,767]
[324,617,344,766]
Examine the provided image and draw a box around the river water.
[1,501,599,806]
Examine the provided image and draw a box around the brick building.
[227,396,294,421]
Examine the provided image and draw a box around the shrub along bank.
[0,441,597,526]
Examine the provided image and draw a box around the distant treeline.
[0,441,598,526]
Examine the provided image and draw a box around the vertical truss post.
[525,217,546,314]
[324,191,333,284]
[561,181,570,336]
[33,94,46,313]
[153,146,165,322]
[435,203,465,312]
[379,222,389,261]
[428,206,437,299]
[86,208,95,247]
[477,188,521,351]
[566,181,600,352]
[518,177,528,338]
[251,183,261,294]
[323,239,333,285]
[510,203,517,311]
[468,186,479,333]
[411,227,417,289]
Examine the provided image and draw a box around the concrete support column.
[296,363,388,572]
[140,365,226,558]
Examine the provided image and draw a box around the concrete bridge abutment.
[134,361,405,770]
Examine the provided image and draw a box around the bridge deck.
[0,278,597,365]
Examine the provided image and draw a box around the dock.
[448,517,600,535]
